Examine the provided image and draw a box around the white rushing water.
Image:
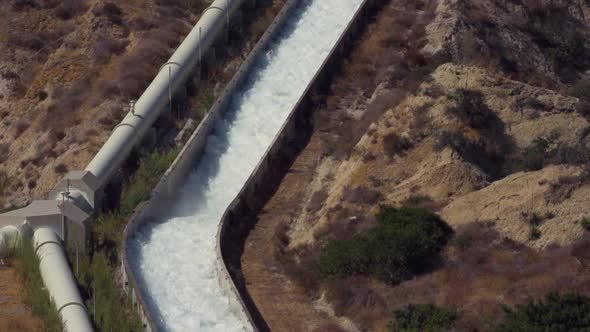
[128,0,363,330]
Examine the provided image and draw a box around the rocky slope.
[241,0,590,331]
[0,0,207,207]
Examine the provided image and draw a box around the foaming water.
[129,0,363,330]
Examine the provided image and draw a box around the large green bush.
[316,207,452,284]
[390,304,459,332]
[497,292,590,331]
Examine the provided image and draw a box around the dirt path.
[240,129,340,331]
[0,267,43,332]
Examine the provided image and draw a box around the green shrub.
[390,303,459,332]
[197,93,215,113]
[137,148,178,185]
[448,89,494,128]
[570,79,590,101]
[120,181,151,215]
[92,213,125,254]
[119,148,178,214]
[547,32,587,68]
[383,133,413,158]
[522,137,551,171]
[497,292,590,331]
[581,217,590,231]
[316,207,452,284]
[74,147,177,331]
[529,227,541,241]
[454,232,473,251]
[403,195,430,207]
[411,64,436,81]
[527,212,544,226]
[89,253,142,332]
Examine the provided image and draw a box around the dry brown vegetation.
[319,223,590,331]
[240,0,590,331]
[1,0,289,329]
[0,266,43,332]
[0,0,206,206]
[0,0,287,208]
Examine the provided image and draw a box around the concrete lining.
[215,0,385,328]
[122,0,384,330]
[120,0,296,330]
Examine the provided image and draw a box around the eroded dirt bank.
[240,0,590,330]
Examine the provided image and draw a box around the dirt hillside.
[241,0,590,331]
[0,0,209,207]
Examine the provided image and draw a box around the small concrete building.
[0,200,90,250]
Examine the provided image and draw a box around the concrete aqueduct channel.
[125,0,390,331]
[122,0,385,330]
[0,0,382,330]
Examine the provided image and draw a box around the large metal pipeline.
[33,227,93,332]
[86,0,247,189]
[0,0,253,330]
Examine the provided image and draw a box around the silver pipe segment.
[0,1,250,330]
[33,227,93,332]
[86,0,246,189]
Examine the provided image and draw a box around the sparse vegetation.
[341,186,383,205]
[522,137,551,171]
[14,119,30,138]
[389,304,459,332]
[546,167,590,204]
[454,232,473,251]
[67,148,179,331]
[527,212,544,227]
[448,89,494,129]
[13,239,63,332]
[53,163,68,174]
[529,227,541,241]
[53,0,88,20]
[93,38,129,65]
[402,195,428,206]
[497,292,590,331]
[307,189,328,213]
[547,32,588,70]
[91,2,124,25]
[571,80,590,102]
[120,182,151,215]
[383,133,413,158]
[0,170,8,194]
[120,148,178,214]
[316,206,452,284]
[197,92,215,114]
[581,217,590,231]
[71,248,142,332]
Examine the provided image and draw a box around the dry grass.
[304,222,590,331]
[0,143,9,164]
[313,0,442,161]
[13,119,29,138]
[341,186,383,205]
[545,166,590,204]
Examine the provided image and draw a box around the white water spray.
[129,0,363,330]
